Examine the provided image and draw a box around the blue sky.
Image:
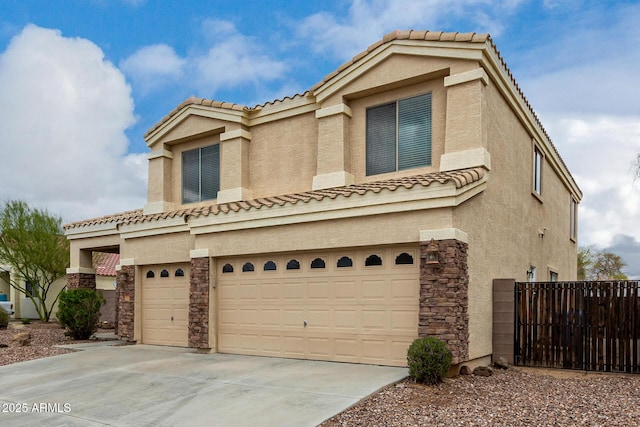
[0,0,639,277]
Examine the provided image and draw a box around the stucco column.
[189,252,210,349]
[419,238,470,365]
[217,129,252,204]
[440,68,491,172]
[144,148,174,215]
[312,103,355,190]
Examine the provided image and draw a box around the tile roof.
[93,252,119,276]
[141,30,574,190]
[64,168,485,231]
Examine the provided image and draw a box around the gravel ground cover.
[0,321,98,366]
[321,367,640,426]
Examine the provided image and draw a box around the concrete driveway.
[0,342,408,426]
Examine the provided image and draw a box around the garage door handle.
[171,316,174,321]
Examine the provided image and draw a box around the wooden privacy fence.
[515,280,640,372]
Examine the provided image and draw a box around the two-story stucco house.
[64,30,581,368]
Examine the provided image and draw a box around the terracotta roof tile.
[64,168,485,231]
[93,252,119,277]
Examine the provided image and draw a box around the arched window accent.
[242,262,255,272]
[175,268,185,277]
[337,256,353,268]
[365,254,382,266]
[395,252,414,265]
[160,269,169,278]
[310,258,326,269]
[146,270,155,278]
[222,263,234,273]
[286,259,300,270]
[263,261,277,271]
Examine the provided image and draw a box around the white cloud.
[0,25,146,223]
[120,44,185,94]
[120,19,287,100]
[295,0,524,61]
[544,115,640,249]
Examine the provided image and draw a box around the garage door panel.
[240,309,259,325]
[218,246,419,366]
[283,309,303,327]
[307,281,330,300]
[284,336,304,356]
[260,283,280,300]
[391,278,419,299]
[334,309,358,330]
[361,279,386,300]
[391,309,419,331]
[261,308,280,326]
[362,309,387,330]
[334,281,358,299]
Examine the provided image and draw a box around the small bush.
[21,318,31,324]
[0,306,8,329]
[407,336,452,384]
[57,289,104,340]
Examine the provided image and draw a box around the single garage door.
[217,246,419,366]
[142,263,190,347]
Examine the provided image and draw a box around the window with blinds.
[366,93,432,176]
[182,144,220,203]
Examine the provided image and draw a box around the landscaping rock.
[459,365,472,375]
[12,332,31,346]
[494,356,509,369]
[100,321,115,330]
[473,366,493,377]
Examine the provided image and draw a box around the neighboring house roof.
[93,252,119,276]
[64,168,484,230]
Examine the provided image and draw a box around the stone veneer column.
[66,273,97,290]
[116,265,135,341]
[419,239,469,364]
[189,257,210,349]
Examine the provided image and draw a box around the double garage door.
[217,246,419,366]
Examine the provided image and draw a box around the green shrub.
[21,317,31,324]
[57,289,104,340]
[0,306,8,329]
[407,336,452,384]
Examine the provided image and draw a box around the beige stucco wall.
[121,233,195,265]
[455,81,579,360]
[249,112,318,197]
[196,208,453,258]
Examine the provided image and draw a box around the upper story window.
[182,145,220,204]
[533,145,543,196]
[570,197,578,241]
[366,93,432,176]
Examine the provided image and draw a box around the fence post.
[493,278,516,364]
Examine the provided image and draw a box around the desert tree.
[578,246,627,281]
[0,200,69,321]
